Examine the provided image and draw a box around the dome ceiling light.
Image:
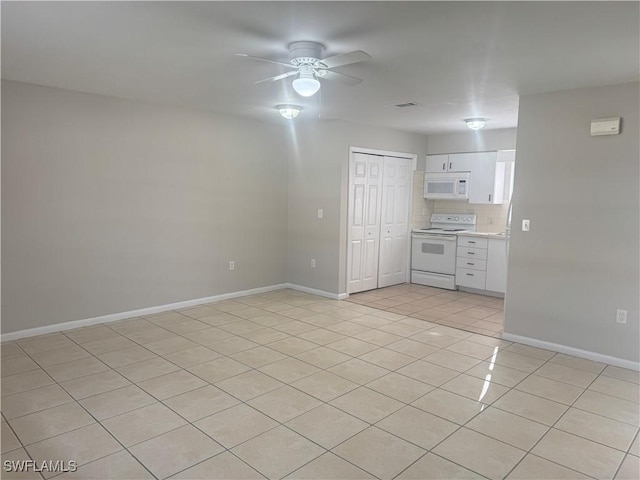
[464,118,488,130]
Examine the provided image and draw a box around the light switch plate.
[317,209,323,219]
[522,219,530,231]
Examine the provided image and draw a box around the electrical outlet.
[229,261,235,271]
[522,219,530,231]
[616,309,627,324]
[317,209,323,219]
[311,259,316,268]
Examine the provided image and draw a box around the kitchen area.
[412,149,515,297]
[348,143,516,337]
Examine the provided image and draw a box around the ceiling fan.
[237,41,371,97]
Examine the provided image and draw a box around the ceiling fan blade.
[254,70,298,85]
[321,50,371,69]
[236,53,295,69]
[320,70,363,86]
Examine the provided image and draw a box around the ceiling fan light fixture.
[276,104,302,119]
[292,66,321,97]
[464,118,488,130]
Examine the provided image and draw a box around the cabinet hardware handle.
[467,263,474,265]
[469,241,476,244]
[442,163,445,170]
[466,273,474,276]
[467,252,475,255]
[488,194,492,202]
[449,162,452,169]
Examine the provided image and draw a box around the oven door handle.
[412,234,457,241]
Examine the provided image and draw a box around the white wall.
[504,82,639,363]
[287,121,427,295]
[1,81,289,334]
[426,128,517,155]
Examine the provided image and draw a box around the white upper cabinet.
[426,151,507,204]
[446,153,475,173]
[425,154,449,173]
[425,154,474,173]
[466,152,505,205]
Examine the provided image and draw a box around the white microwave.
[424,172,470,200]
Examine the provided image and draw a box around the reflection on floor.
[347,284,505,337]
[1,289,638,480]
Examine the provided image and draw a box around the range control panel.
[430,214,477,225]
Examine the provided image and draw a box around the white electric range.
[411,213,477,290]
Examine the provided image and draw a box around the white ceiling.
[2,1,639,134]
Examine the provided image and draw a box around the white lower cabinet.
[456,235,507,294]
[486,238,507,293]
[455,267,486,290]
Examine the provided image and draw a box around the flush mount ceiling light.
[237,41,370,99]
[276,104,302,119]
[464,118,488,130]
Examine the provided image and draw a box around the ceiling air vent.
[393,102,419,108]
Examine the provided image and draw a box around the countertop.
[458,231,508,240]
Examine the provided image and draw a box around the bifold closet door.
[347,153,383,294]
[378,156,412,288]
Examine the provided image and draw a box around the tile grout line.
[104,296,475,478]
[500,354,628,480]
[3,288,637,480]
[11,336,161,480]
[50,294,311,478]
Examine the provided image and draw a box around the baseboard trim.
[1,283,289,342]
[285,283,348,300]
[502,332,640,372]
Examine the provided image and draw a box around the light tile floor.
[346,284,505,337]
[1,288,639,479]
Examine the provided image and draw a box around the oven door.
[411,233,457,275]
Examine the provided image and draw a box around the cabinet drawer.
[456,268,487,289]
[456,246,488,260]
[457,258,487,271]
[458,236,488,249]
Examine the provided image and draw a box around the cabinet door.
[468,152,499,204]
[425,154,448,173]
[486,238,507,293]
[456,267,487,289]
[447,153,475,172]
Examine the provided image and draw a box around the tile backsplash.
[429,200,510,233]
[412,163,514,233]
[412,171,431,228]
